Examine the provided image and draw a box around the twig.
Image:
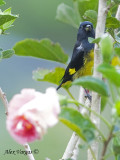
[61,87,85,160]
[0,88,8,115]
[100,128,113,160]
[66,88,76,101]
[88,0,108,159]
[71,87,86,160]
[24,144,35,160]
[88,145,96,160]
[61,132,80,159]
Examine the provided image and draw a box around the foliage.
[13,39,68,64]
[33,67,65,86]
[0,0,18,61]
[6,0,120,159]
[59,107,96,142]
[72,76,109,96]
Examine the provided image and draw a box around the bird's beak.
[85,25,92,31]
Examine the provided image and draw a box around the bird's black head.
[77,21,95,41]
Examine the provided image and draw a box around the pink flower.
[6,88,60,144]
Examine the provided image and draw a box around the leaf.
[114,0,120,4]
[88,37,101,44]
[0,0,5,6]
[72,76,109,96]
[101,96,108,112]
[97,63,120,86]
[114,48,120,56]
[115,101,120,116]
[78,0,98,18]
[113,136,120,156]
[13,39,68,64]
[56,3,79,28]
[58,94,68,106]
[33,67,65,85]
[83,10,97,27]
[0,8,18,26]
[0,49,14,59]
[0,8,18,34]
[106,17,120,29]
[59,107,96,142]
[100,34,113,63]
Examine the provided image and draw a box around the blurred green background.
[0,0,80,160]
[0,0,113,160]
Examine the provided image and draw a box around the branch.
[71,89,92,160]
[24,144,35,160]
[71,87,86,160]
[0,88,8,115]
[61,132,79,160]
[88,0,108,159]
[61,87,85,160]
[100,128,113,160]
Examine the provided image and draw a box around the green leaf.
[100,34,113,63]
[59,107,95,142]
[33,67,65,85]
[13,39,68,64]
[0,0,5,6]
[0,8,18,34]
[78,0,98,18]
[101,96,108,112]
[115,101,120,116]
[72,76,109,96]
[83,10,97,27]
[114,48,120,56]
[0,8,18,26]
[114,0,120,4]
[58,94,68,106]
[88,37,101,44]
[0,49,14,59]
[113,136,120,156]
[97,63,120,86]
[56,3,79,28]
[106,17,120,29]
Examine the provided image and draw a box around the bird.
[57,21,95,91]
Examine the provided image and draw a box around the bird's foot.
[84,89,92,101]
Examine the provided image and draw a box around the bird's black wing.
[56,45,85,90]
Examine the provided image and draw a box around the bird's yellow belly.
[72,50,94,80]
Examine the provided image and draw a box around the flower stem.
[65,88,76,100]
[88,146,96,160]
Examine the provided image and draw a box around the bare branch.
[61,87,85,160]
[100,128,113,160]
[61,132,79,160]
[0,88,8,115]
[88,0,108,159]
[24,144,35,160]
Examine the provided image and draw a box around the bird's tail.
[56,81,63,90]
[56,77,65,90]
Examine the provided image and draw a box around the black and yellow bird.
[57,21,95,90]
